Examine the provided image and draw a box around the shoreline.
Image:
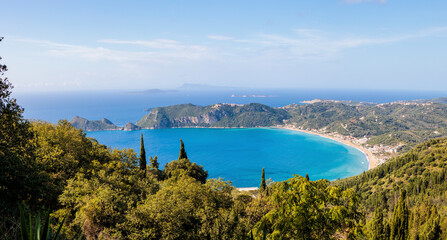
[278,126,379,170]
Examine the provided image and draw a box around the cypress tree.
[384,221,391,240]
[178,139,188,160]
[390,190,409,240]
[381,191,389,212]
[260,168,266,190]
[421,205,442,240]
[305,173,310,181]
[139,133,146,173]
[371,202,384,240]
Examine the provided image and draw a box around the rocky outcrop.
[123,122,141,131]
[70,116,123,131]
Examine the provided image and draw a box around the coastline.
[278,126,379,170]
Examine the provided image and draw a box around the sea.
[15,88,447,187]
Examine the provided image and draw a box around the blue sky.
[2,0,447,92]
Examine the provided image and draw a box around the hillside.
[136,103,290,128]
[336,138,447,208]
[334,138,447,238]
[285,101,447,151]
[410,97,447,104]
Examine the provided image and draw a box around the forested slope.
[335,138,447,239]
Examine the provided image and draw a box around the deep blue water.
[86,128,368,187]
[16,88,447,126]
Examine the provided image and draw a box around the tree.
[0,37,42,219]
[125,176,235,240]
[370,202,385,240]
[149,156,162,180]
[0,36,34,165]
[260,168,266,191]
[258,176,362,239]
[390,190,409,240]
[381,191,388,212]
[163,158,208,184]
[139,133,146,173]
[178,139,188,160]
[421,205,442,240]
[56,148,158,239]
[150,156,159,170]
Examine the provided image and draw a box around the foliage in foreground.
[19,206,68,240]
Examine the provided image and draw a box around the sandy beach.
[237,187,259,192]
[280,126,380,170]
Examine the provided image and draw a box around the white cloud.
[98,39,208,51]
[12,26,447,69]
[8,26,447,91]
[15,38,213,63]
[212,26,447,61]
[207,35,234,41]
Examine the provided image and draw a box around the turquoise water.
[86,128,368,187]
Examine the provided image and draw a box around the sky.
[1,0,447,92]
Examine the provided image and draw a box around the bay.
[86,127,368,187]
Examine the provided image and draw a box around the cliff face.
[136,103,290,129]
[70,116,122,131]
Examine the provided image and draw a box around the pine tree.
[139,133,146,174]
[390,190,409,240]
[260,168,266,190]
[178,139,188,160]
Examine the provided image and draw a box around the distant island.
[70,116,140,131]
